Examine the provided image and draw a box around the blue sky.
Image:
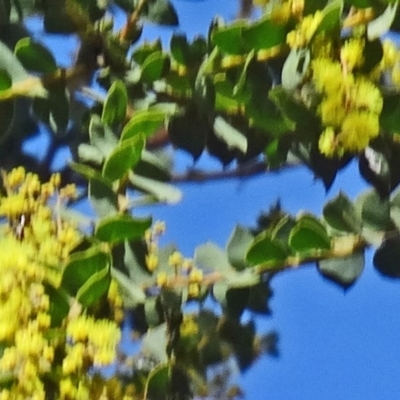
[25,1,400,399]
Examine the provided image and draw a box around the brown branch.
[119,0,148,43]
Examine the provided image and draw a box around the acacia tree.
[1,0,400,398]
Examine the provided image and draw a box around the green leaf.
[101,80,128,126]
[0,69,11,91]
[213,116,247,153]
[318,252,364,288]
[141,51,170,83]
[70,163,118,218]
[289,214,331,254]
[134,149,171,181]
[89,115,118,158]
[213,284,250,319]
[76,267,110,307]
[44,283,70,327]
[129,173,182,204]
[111,268,146,306]
[61,246,110,297]
[226,225,254,271]
[211,21,248,55]
[144,0,179,26]
[194,242,232,273]
[246,232,289,268]
[14,37,57,73]
[132,40,162,65]
[242,17,288,50]
[380,94,400,134]
[48,85,69,134]
[170,34,191,66]
[314,0,343,37]
[142,324,169,363]
[323,192,362,233]
[102,135,145,182]
[355,189,395,231]
[95,214,152,244]
[281,48,310,90]
[121,109,166,141]
[0,40,29,82]
[367,1,398,39]
[144,364,170,400]
[373,237,400,278]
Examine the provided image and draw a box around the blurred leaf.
[318,252,364,288]
[213,283,250,319]
[373,237,400,278]
[0,40,29,82]
[141,51,170,83]
[289,214,331,254]
[95,214,152,244]
[0,69,11,91]
[194,242,231,273]
[76,266,110,307]
[134,149,171,181]
[281,48,310,90]
[380,94,400,134]
[121,109,166,141]
[211,21,248,55]
[101,80,128,126]
[129,173,182,204]
[143,0,179,26]
[89,115,118,158]
[142,324,169,363]
[246,232,288,268]
[14,37,57,73]
[0,99,14,140]
[213,116,247,153]
[111,268,146,306]
[102,135,145,182]
[323,192,362,233]
[48,85,69,134]
[367,1,398,39]
[247,283,272,315]
[226,225,254,271]
[314,0,343,37]
[132,40,162,65]
[271,215,296,247]
[144,364,170,400]
[61,246,110,296]
[355,189,395,231]
[361,39,383,74]
[44,283,69,327]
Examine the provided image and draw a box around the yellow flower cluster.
[312,57,383,156]
[287,10,323,48]
[144,220,166,272]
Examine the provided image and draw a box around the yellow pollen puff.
[286,10,323,48]
[340,38,364,71]
[146,253,159,272]
[318,127,336,158]
[189,268,203,283]
[156,271,168,287]
[168,251,183,267]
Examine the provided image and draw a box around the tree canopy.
[1,0,400,398]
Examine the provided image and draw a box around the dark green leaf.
[170,34,191,66]
[211,21,248,55]
[373,237,400,278]
[0,99,14,140]
[213,283,250,319]
[314,0,343,37]
[61,246,110,296]
[102,135,145,181]
[246,232,289,268]
[132,40,162,65]
[14,37,57,73]
[0,69,11,91]
[44,283,70,327]
[141,51,170,83]
[134,149,171,181]
[323,192,362,233]
[48,85,69,134]
[355,189,395,231]
[76,267,110,307]
[226,225,254,271]
[121,109,166,141]
[101,80,128,126]
[144,364,170,400]
[318,251,364,288]
[380,94,400,134]
[289,214,331,254]
[95,214,152,244]
[144,0,179,26]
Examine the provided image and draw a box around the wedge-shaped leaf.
[314,0,343,37]
[144,0,178,26]
[0,70,11,91]
[95,214,152,244]
[289,215,331,254]
[121,109,166,141]
[144,364,170,400]
[101,80,128,126]
[368,1,398,39]
[246,232,289,268]
[89,115,118,157]
[111,268,146,306]
[44,283,69,327]
[242,17,287,50]
[15,37,57,73]
[132,40,162,65]
[355,189,395,231]
[373,237,400,278]
[102,135,145,181]
[271,215,296,245]
[226,225,254,271]
[141,51,170,83]
[130,172,182,204]
[213,116,247,153]
[170,34,191,66]
[318,251,364,288]
[195,242,232,273]
[211,21,248,55]
[134,149,171,181]
[70,163,118,217]
[323,192,362,233]
[61,246,110,296]
[0,41,29,82]
[76,267,110,307]
[142,323,169,363]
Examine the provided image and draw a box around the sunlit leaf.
[213,116,247,153]
[142,324,169,363]
[76,267,110,307]
[141,51,170,83]
[101,80,128,126]
[368,0,398,39]
[226,225,254,271]
[111,268,146,306]
[194,242,232,273]
[121,109,166,141]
